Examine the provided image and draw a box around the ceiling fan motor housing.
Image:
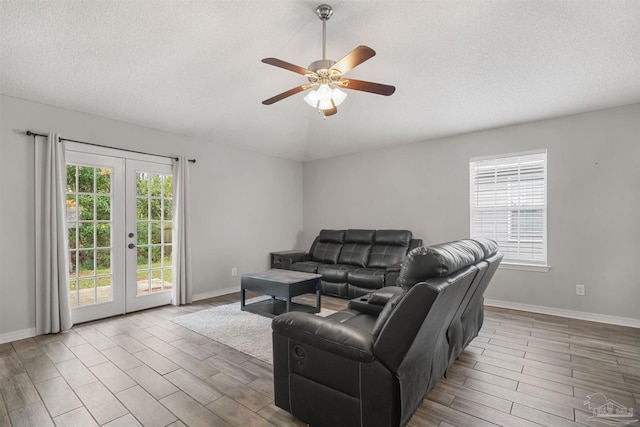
[308,59,336,74]
[307,59,341,87]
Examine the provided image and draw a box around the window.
[469,150,548,269]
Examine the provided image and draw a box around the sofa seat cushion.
[318,264,358,282]
[321,281,348,298]
[367,230,413,268]
[347,268,386,290]
[291,261,322,273]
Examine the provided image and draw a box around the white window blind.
[470,150,547,266]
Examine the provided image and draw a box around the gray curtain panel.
[34,133,73,334]
[171,155,192,305]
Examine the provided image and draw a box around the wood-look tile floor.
[1,292,639,426]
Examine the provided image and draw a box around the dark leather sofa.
[272,238,502,427]
[287,229,422,298]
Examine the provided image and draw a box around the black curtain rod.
[26,130,196,163]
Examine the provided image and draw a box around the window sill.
[499,262,551,273]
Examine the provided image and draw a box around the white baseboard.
[484,299,640,329]
[0,327,36,344]
[193,286,239,302]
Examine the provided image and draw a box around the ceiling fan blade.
[339,78,396,96]
[331,46,376,75]
[262,58,314,76]
[262,85,308,105]
[323,105,338,117]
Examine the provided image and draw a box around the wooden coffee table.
[241,269,322,318]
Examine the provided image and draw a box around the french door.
[66,150,173,323]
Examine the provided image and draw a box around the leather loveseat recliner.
[272,238,503,427]
[284,229,422,298]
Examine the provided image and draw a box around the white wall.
[0,95,303,340]
[302,103,640,322]
[2,96,638,340]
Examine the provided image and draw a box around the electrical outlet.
[576,284,585,296]
[231,268,237,277]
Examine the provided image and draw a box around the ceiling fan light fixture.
[317,99,333,110]
[316,84,332,101]
[331,87,347,106]
[303,90,319,107]
[303,84,347,111]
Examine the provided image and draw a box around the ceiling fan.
[261,4,396,117]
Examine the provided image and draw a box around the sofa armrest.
[383,263,402,287]
[347,296,385,316]
[368,286,405,305]
[271,250,309,269]
[272,312,375,363]
[286,251,309,264]
[347,286,405,316]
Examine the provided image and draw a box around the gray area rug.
[171,297,334,364]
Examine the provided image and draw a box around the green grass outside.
[70,261,172,290]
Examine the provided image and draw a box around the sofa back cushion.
[367,230,413,268]
[397,239,485,288]
[338,229,375,267]
[311,229,345,264]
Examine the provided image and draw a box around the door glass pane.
[136,171,173,296]
[137,271,150,295]
[163,200,172,220]
[69,279,78,308]
[97,276,112,303]
[96,196,111,221]
[136,173,148,195]
[96,168,111,193]
[150,199,162,220]
[96,223,111,248]
[137,197,148,220]
[67,165,77,192]
[137,222,149,245]
[79,195,94,220]
[68,224,77,249]
[137,246,149,268]
[79,277,96,305]
[151,246,161,264]
[150,175,162,197]
[77,166,94,193]
[67,163,114,308]
[151,223,161,244]
[78,223,94,248]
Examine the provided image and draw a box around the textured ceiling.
[2,1,640,161]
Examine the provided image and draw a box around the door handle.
[128,243,137,249]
